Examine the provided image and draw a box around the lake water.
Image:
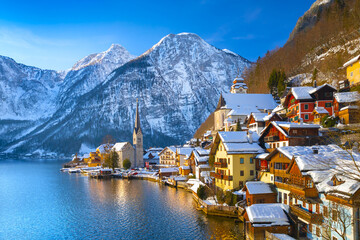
[0,160,243,239]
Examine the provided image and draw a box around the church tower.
[230,70,247,94]
[133,99,143,168]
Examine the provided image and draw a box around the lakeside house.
[159,146,177,166]
[242,181,277,206]
[210,131,265,190]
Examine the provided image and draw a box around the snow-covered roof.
[96,143,115,154]
[245,181,274,195]
[263,112,278,121]
[343,54,360,67]
[272,104,284,113]
[340,105,359,111]
[112,142,131,151]
[179,166,190,170]
[276,121,320,129]
[194,147,210,156]
[198,164,210,169]
[335,91,360,103]
[159,146,177,156]
[177,147,194,157]
[291,86,314,100]
[246,204,290,225]
[309,84,336,94]
[221,93,277,114]
[223,142,264,154]
[316,174,360,197]
[256,153,269,159]
[270,234,296,240]
[251,112,269,122]
[313,107,329,114]
[219,131,259,143]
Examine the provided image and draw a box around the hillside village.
[63,54,360,240]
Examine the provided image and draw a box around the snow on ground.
[78,143,96,154]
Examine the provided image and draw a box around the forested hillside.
[245,0,360,93]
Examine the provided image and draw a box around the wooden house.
[244,204,292,240]
[242,181,277,206]
[334,91,360,124]
[312,107,329,124]
[259,121,320,152]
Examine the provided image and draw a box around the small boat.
[68,168,81,173]
[60,168,70,172]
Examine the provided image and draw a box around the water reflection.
[0,160,243,239]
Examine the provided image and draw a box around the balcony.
[264,135,279,142]
[214,173,233,181]
[274,181,291,191]
[290,185,318,198]
[214,162,228,168]
[286,109,297,117]
[290,205,323,225]
[273,169,290,178]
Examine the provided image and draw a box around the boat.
[68,168,81,173]
[60,168,70,172]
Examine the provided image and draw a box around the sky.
[0,0,315,71]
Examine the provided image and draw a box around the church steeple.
[133,98,143,168]
[134,98,142,134]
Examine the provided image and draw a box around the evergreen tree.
[197,185,207,200]
[236,120,241,131]
[123,158,131,170]
[104,150,119,170]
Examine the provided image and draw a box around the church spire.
[134,98,141,134]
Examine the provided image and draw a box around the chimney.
[248,131,253,144]
[312,146,318,154]
[314,80,317,88]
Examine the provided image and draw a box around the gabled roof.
[343,54,360,67]
[96,143,114,154]
[313,107,329,114]
[246,204,290,225]
[112,142,132,151]
[291,87,314,100]
[309,84,337,94]
[217,93,277,114]
[334,91,360,103]
[244,181,275,195]
[159,146,177,156]
[177,147,194,157]
[249,112,269,122]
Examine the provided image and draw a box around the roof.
[334,91,360,103]
[159,146,177,156]
[261,121,320,139]
[272,104,285,113]
[112,142,131,151]
[251,112,269,122]
[245,181,275,195]
[309,84,336,94]
[96,143,115,154]
[291,86,314,100]
[219,93,277,114]
[313,107,329,114]
[159,167,179,173]
[216,131,264,154]
[177,147,194,157]
[223,142,264,154]
[246,204,290,225]
[343,54,360,67]
[256,153,269,159]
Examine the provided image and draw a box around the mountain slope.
[3,33,251,156]
[245,0,360,93]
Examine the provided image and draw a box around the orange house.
[242,181,277,206]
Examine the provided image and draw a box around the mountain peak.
[71,44,134,71]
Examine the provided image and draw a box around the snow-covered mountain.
[1,33,251,156]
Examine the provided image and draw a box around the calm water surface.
[0,160,243,239]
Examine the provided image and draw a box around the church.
[113,99,144,168]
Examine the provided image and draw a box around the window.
[350,71,353,77]
[304,104,309,110]
[316,227,321,237]
[323,206,328,217]
[228,158,230,164]
[325,102,332,108]
[304,114,309,120]
[296,106,299,111]
[240,170,244,176]
[250,170,254,176]
[250,157,253,164]
[332,210,338,221]
[239,181,244,187]
[270,176,273,181]
[220,146,222,151]
[240,158,244,164]
[316,204,320,213]
[278,192,282,202]
[303,201,306,208]
[284,193,287,204]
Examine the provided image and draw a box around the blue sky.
[0,0,314,71]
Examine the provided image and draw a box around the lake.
[0,160,243,239]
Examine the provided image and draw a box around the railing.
[273,169,289,178]
[264,135,279,142]
[290,184,318,198]
[214,173,233,181]
[286,109,297,117]
[214,162,227,168]
[274,181,291,191]
[290,205,323,225]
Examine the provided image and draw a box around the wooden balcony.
[273,169,290,178]
[290,204,323,225]
[274,181,291,191]
[214,162,227,168]
[214,173,233,181]
[286,109,297,117]
[264,135,279,142]
[290,184,318,198]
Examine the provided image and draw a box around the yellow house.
[88,152,101,167]
[343,54,360,86]
[96,143,114,164]
[210,131,265,191]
